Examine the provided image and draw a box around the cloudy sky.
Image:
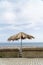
[0,0,43,42]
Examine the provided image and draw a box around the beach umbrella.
[8,32,34,57]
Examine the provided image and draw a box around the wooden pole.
[21,38,22,54]
[19,39,22,57]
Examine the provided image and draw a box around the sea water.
[0,42,43,47]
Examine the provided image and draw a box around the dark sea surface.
[0,42,43,47]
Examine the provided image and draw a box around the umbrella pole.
[19,39,22,57]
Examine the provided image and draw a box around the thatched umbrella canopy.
[8,32,34,57]
[8,32,34,41]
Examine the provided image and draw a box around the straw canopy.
[8,32,34,41]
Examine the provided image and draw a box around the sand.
[0,58,43,65]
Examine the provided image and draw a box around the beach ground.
[0,58,43,65]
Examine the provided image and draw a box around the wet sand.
[0,58,43,65]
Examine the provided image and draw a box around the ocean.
[0,42,43,47]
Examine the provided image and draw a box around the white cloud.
[34,27,40,30]
[0,25,24,31]
[2,12,16,24]
[15,0,43,30]
[25,23,35,29]
[0,0,16,24]
[4,26,22,30]
[22,2,43,22]
[0,0,43,29]
[0,0,43,25]
[0,0,14,11]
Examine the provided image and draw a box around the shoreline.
[0,46,43,49]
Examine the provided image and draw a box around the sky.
[0,0,43,42]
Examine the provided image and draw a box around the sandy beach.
[0,58,43,65]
